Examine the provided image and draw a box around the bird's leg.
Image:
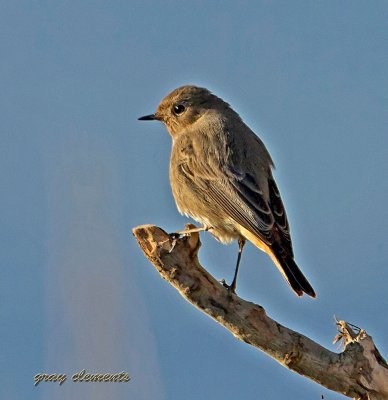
[168,225,212,253]
[229,238,246,293]
[175,225,212,236]
[169,225,211,241]
[221,238,246,294]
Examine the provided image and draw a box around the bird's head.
[138,85,229,137]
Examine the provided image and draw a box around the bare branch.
[133,224,388,400]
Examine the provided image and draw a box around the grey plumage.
[139,85,315,298]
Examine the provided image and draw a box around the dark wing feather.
[267,176,294,257]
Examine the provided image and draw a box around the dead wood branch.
[133,224,388,400]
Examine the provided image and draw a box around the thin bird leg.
[175,226,212,236]
[229,238,246,293]
[168,226,213,253]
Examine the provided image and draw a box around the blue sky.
[1,1,387,399]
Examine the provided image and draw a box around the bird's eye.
[173,104,186,115]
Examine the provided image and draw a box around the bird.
[138,85,316,298]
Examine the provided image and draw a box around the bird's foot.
[168,225,211,253]
[219,278,237,295]
[168,232,182,253]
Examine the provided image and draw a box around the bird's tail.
[238,227,316,297]
[274,255,316,298]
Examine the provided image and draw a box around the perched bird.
[138,85,315,297]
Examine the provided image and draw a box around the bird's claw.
[219,278,236,294]
[219,278,228,288]
[168,232,182,253]
[169,232,182,240]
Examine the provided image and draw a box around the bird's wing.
[180,154,276,247]
[178,132,316,297]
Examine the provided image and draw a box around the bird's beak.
[138,113,158,121]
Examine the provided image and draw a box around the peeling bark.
[133,224,388,400]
